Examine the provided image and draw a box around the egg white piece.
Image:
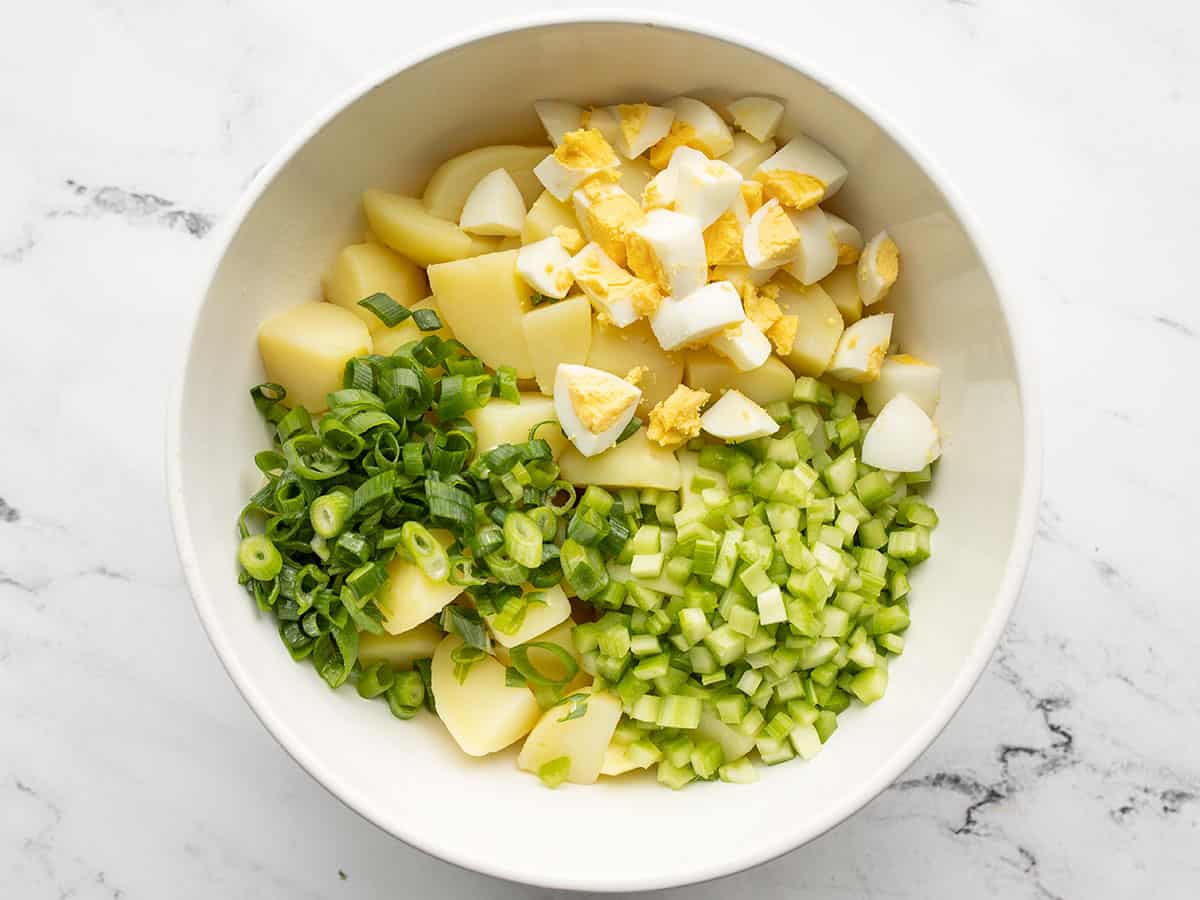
[757,134,849,198]
[628,208,708,299]
[781,206,838,285]
[861,393,941,472]
[721,132,778,179]
[534,100,584,147]
[827,313,894,383]
[824,212,864,264]
[862,355,941,416]
[664,97,735,157]
[710,264,778,288]
[610,104,676,158]
[533,131,621,202]
[618,157,656,200]
[459,169,526,237]
[570,181,642,246]
[709,320,772,372]
[567,242,640,327]
[582,106,624,151]
[516,236,575,299]
[671,150,744,229]
[743,198,802,269]
[858,230,900,305]
[700,389,780,441]
[650,280,745,351]
[553,363,642,457]
[727,96,785,142]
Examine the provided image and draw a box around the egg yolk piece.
[555,128,619,171]
[756,203,801,263]
[703,209,747,266]
[755,170,825,210]
[647,384,711,448]
[567,370,639,433]
[648,121,709,170]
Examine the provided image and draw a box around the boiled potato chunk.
[600,742,641,776]
[684,350,796,407]
[820,264,863,325]
[432,635,541,757]
[696,706,757,762]
[423,145,550,220]
[464,394,568,459]
[586,318,684,416]
[257,303,371,412]
[559,430,682,491]
[358,621,442,669]
[522,296,593,393]
[378,545,463,635]
[484,584,571,648]
[518,689,622,784]
[363,190,479,267]
[427,250,536,377]
[522,190,581,245]
[493,618,590,694]
[372,297,454,355]
[774,280,844,376]
[321,243,428,332]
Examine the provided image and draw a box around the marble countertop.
[3,1,1197,897]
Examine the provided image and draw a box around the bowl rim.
[165,9,1042,892]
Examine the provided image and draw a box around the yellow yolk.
[555,128,619,171]
[756,204,801,262]
[629,279,664,317]
[891,353,930,366]
[647,384,710,448]
[567,370,638,433]
[742,284,783,332]
[625,231,670,294]
[616,103,651,151]
[755,170,825,210]
[875,237,900,283]
[648,121,708,169]
[624,365,650,387]
[703,209,746,266]
[836,242,860,266]
[641,179,673,211]
[554,226,585,254]
[740,181,764,215]
[577,182,643,267]
[573,246,661,314]
[766,314,799,356]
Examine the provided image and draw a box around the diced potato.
[696,706,757,762]
[518,689,623,784]
[684,349,796,406]
[257,303,371,412]
[522,190,581,245]
[358,621,442,669]
[522,296,593,393]
[464,394,568,459]
[428,250,536,377]
[372,297,454,354]
[586,318,684,416]
[558,430,682,491]
[363,190,479,267]
[432,635,541,757]
[493,618,590,694]
[484,584,571,648]
[423,145,550,220]
[497,236,523,251]
[321,243,428,332]
[820,264,863,325]
[599,742,641,776]
[377,535,463,634]
[774,280,844,376]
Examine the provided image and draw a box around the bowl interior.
[171,20,1030,891]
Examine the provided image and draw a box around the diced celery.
[654,665,689,696]
[596,653,630,682]
[538,756,571,788]
[630,633,662,658]
[656,491,680,525]
[833,590,865,618]
[716,691,749,724]
[633,652,670,680]
[792,377,833,406]
[631,552,664,579]
[572,621,600,653]
[765,502,801,534]
[658,695,703,729]
[766,435,799,467]
[755,735,796,765]
[824,688,852,713]
[736,706,765,737]
[679,607,712,646]
[631,694,662,723]
[703,623,747,666]
[849,667,888,704]
[617,671,651,708]
[628,739,663,769]
[750,461,783,500]
[718,757,759,784]
[904,464,932,485]
[728,604,760,638]
[822,449,857,495]
[736,669,763,696]
[738,563,773,598]
[690,739,725,778]
[870,604,911,635]
[657,759,695,790]
[689,644,719,674]
[814,710,838,743]
[711,528,744,587]
[877,632,906,655]
[788,723,823,760]
[797,637,838,669]
[765,711,796,741]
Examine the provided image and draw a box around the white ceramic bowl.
[167,13,1040,892]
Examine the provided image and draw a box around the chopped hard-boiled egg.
[581,106,625,151]
[533,128,621,201]
[827,313,894,383]
[825,212,864,265]
[727,96,784,143]
[459,168,526,237]
[722,132,778,179]
[861,393,942,472]
[569,242,662,326]
[626,208,708,299]
[700,389,780,441]
[741,281,783,332]
[756,134,849,202]
[857,230,900,305]
[553,363,642,457]
[612,103,676,158]
[516,236,574,299]
[743,199,801,269]
[862,354,941,416]
[554,225,586,254]
[617,157,657,200]
[572,180,643,266]
[671,150,744,228]
[781,206,838,285]
[534,100,584,146]
[709,319,772,372]
[712,264,777,290]
[650,280,745,351]
[703,190,750,266]
[765,314,799,357]
[663,97,735,158]
[646,384,710,448]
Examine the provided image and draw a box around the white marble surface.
[2,0,1198,896]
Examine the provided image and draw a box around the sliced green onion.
[503,511,544,568]
[511,641,579,686]
[238,534,282,580]
[399,521,449,581]
[358,292,411,327]
[538,756,571,788]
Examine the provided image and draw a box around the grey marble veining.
[3,0,1198,897]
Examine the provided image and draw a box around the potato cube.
[774,280,844,376]
[257,303,371,411]
[585,318,683,416]
[322,242,428,332]
[432,635,541,756]
[464,394,567,459]
[684,350,796,406]
[521,296,592,393]
[518,689,622,784]
[372,297,454,355]
[521,190,581,245]
[362,190,477,267]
